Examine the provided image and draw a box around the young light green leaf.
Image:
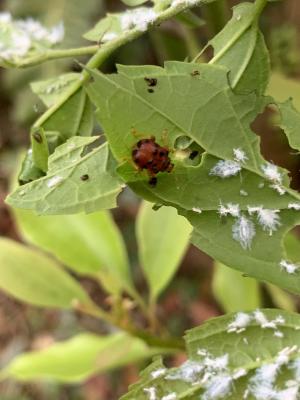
[1,332,165,383]
[136,201,192,300]
[31,73,81,108]
[122,309,300,399]
[13,209,133,295]
[83,14,123,42]
[208,3,270,94]
[212,262,262,313]
[6,137,124,215]
[0,238,91,309]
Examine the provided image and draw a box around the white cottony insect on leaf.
[256,208,281,235]
[280,260,299,274]
[47,175,64,188]
[288,203,300,210]
[161,393,177,400]
[209,160,241,178]
[203,375,233,400]
[192,207,202,214]
[233,148,248,163]
[0,12,64,62]
[227,312,252,333]
[218,203,240,218]
[270,183,286,196]
[151,368,166,379]
[261,163,282,184]
[232,215,256,249]
[144,387,157,400]
[121,8,158,32]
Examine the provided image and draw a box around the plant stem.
[253,0,268,20]
[76,301,185,350]
[17,45,99,68]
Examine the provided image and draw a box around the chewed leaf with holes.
[6,137,124,215]
[121,309,300,399]
[86,61,300,294]
[208,2,270,94]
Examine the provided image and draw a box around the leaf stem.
[16,45,100,68]
[75,301,185,350]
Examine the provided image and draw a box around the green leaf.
[7,137,124,215]
[122,309,300,399]
[188,209,300,295]
[209,3,270,94]
[136,201,192,300]
[13,209,133,295]
[277,98,300,152]
[86,62,300,295]
[212,262,262,313]
[31,73,81,108]
[0,238,91,309]
[41,89,91,141]
[2,332,163,383]
[83,14,123,42]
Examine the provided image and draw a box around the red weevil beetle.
[131,136,174,186]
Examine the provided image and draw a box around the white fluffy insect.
[233,148,248,163]
[203,375,233,400]
[227,312,252,333]
[288,203,300,211]
[192,207,202,214]
[151,368,166,379]
[144,387,157,400]
[47,175,63,188]
[121,8,157,32]
[165,360,203,383]
[261,163,282,184]
[232,215,256,249]
[209,160,241,178]
[218,203,240,218]
[256,208,281,235]
[280,259,299,274]
[161,393,177,400]
[270,183,286,196]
